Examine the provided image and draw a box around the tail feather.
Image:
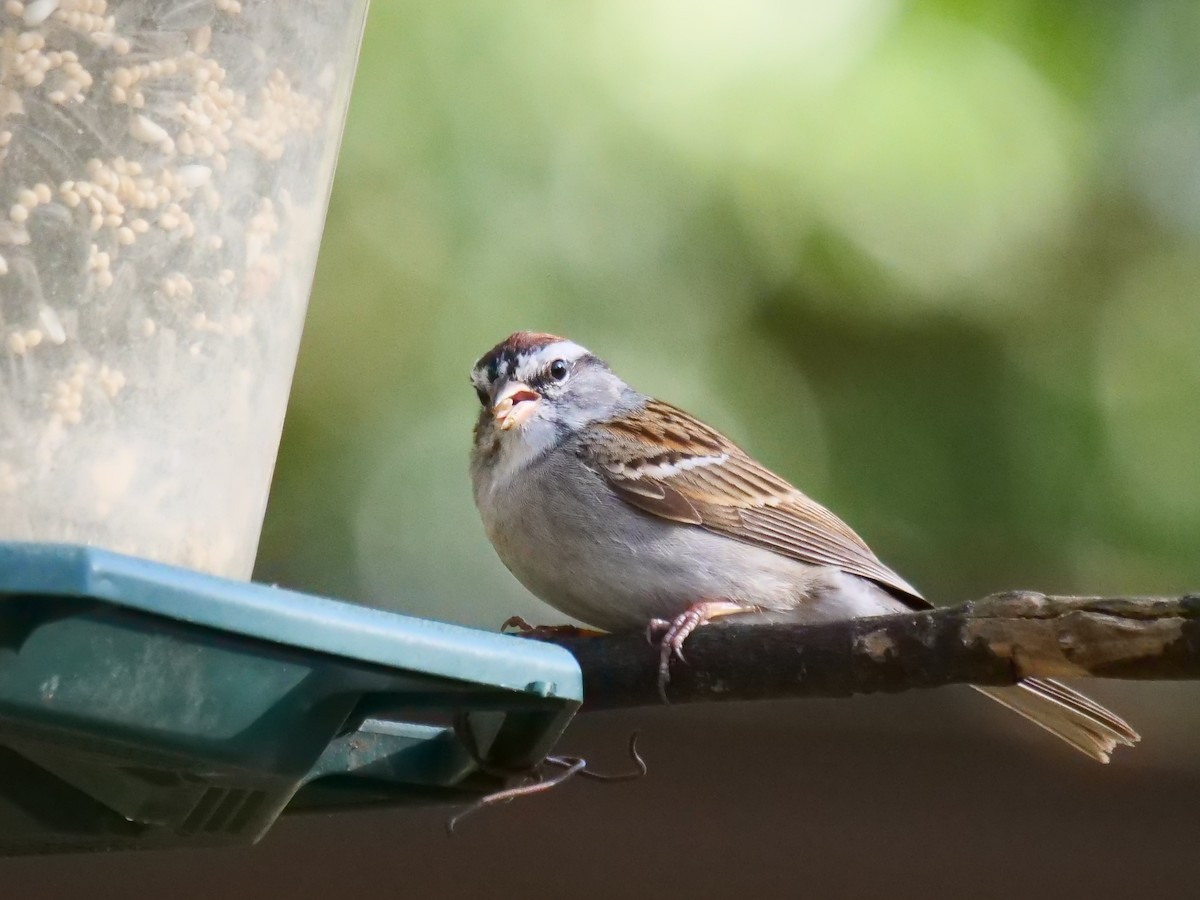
[973,678,1140,763]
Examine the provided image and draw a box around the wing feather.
[582,399,925,605]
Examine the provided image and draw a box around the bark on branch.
[551,592,1200,711]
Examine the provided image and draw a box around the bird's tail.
[972,678,1140,763]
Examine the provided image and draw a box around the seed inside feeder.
[0,0,368,578]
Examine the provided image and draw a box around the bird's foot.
[651,600,747,703]
[501,615,604,639]
[645,618,671,643]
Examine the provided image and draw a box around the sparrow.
[469,331,1139,762]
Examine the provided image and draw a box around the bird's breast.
[475,453,883,631]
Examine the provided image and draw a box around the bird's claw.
[645,618,670,644]
[649,601,748,703]
[501,616,603,639]
[501,615,536,633]
[655,607,708,701]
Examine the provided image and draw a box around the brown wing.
[581,400,926,606]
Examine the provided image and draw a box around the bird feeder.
[0,544,582,855]
[0,1,583,854]
[0,0,367,578]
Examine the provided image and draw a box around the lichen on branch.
[549,592,1200,711]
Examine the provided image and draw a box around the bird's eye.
[549,359,569,381]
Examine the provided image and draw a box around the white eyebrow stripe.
[611,453,729,480]
[541,340,589,361]
[515,341,591,380]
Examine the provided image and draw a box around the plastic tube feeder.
[0,2,582,855]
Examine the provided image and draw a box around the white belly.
[474,450,906,632]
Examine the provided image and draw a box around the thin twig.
[547,732,647,782]
[446,760,587,835]
[446,727,648,834]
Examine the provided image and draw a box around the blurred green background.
[257,0,1200,630]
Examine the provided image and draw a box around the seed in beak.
[491,385,540,430]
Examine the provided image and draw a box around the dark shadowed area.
[4,694,1197,899]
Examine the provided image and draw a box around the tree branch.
[550,592,1200,711]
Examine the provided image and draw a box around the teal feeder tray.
[0,542,582,855]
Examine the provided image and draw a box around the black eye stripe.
[474,346,591,391]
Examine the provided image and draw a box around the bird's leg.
[653,600,750,702]
[500,615,605,639]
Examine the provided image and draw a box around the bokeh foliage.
[257,1,1200,633]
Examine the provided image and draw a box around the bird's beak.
[491,381,541,431]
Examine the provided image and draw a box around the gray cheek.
[555,381,624,432]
